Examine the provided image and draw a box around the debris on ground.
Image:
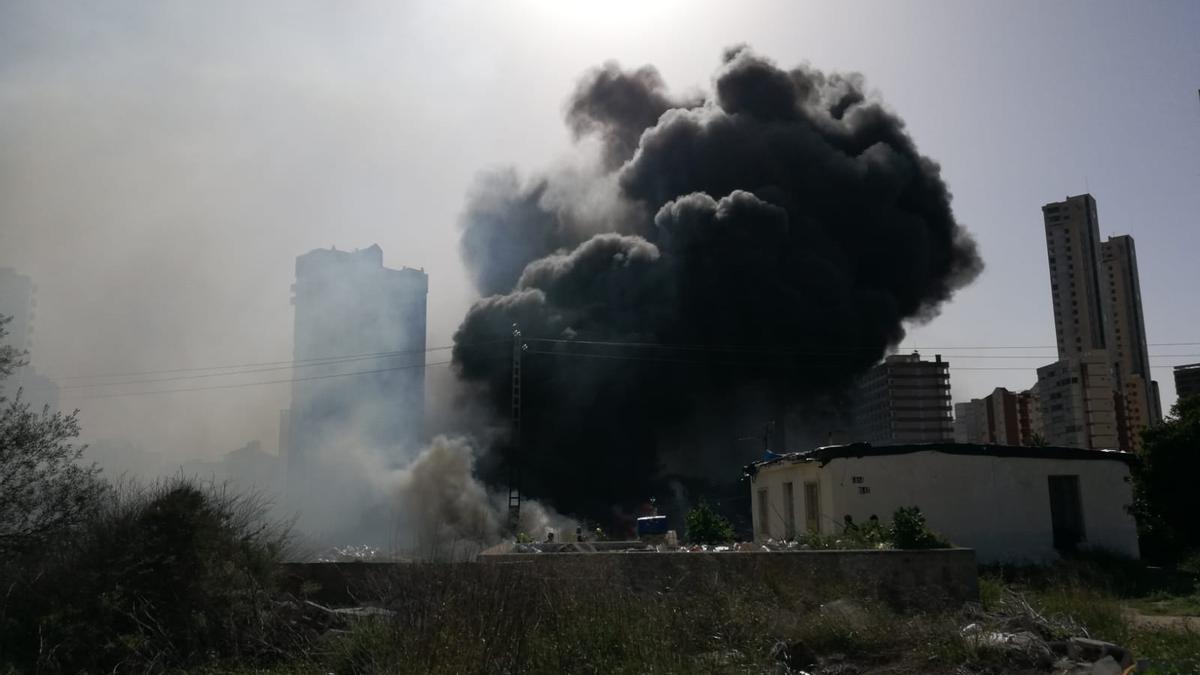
[958,590,1140,674]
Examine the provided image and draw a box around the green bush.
[789,507,948,550]
[890,506,949,550]
[0,478,297,673]
[1132,396,1200,565]
[685,500,735,544]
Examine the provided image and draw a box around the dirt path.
[1123,607,1200,632]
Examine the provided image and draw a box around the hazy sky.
[2,0,1197,461]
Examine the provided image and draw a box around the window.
[858,486,871,495]
[851,476,865,484]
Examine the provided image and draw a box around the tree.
[685,500,735,544]
[0,316,105,560]
[1131,395,1200,564]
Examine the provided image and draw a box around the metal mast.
[507,323,525,534]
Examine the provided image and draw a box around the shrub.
[0,315,105,563]
[1132,396,1200,565]
[0,478,297,673]
[890,506,949,549]
[685,500,735,544]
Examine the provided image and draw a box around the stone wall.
[282,548,977,609]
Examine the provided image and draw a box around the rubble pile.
[958,590,1140,674]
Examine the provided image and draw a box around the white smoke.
[395,434,576,560]
[287,433,574,560]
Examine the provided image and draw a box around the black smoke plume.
[453,47,982,526]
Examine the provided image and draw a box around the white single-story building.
[745,442,1139,563]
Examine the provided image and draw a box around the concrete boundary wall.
[282,548,978,608]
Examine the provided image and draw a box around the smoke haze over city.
[2,1,1199,544]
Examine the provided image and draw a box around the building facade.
[0,268,58,412]
[1043,195,1108,358]
[953,399,986,444]
[1035,352,1120,450]
[747,443,1140,563]
[0,268,34,353]
[287,245,428,521]
[953,387,1036,446]
[1017,387,1042,445]
[1175,363,1200,402]
[1101,235,1161,441]
[852,353,953,445]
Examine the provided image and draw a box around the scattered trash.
[313,544,386,562]
[770,638,818,669]
[959,590,1139,675]
[1067,637,1133,669]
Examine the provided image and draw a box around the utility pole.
[507,323,525,535]
[763,420,775,454]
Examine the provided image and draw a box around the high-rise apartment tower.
[852,353,953,445]
[1101,235,1162,436]
[287,245,428,479]
[1043,195,1107,358]
[1039,195,1160,450]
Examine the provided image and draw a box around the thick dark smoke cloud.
[566,62,703,169]
[453,47,982,526]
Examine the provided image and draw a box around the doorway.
[1047,475,1085,550]
[783,482,796,539]
[804,481,820,534]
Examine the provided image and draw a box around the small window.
[858,486,871,495]
[851,476,865,484]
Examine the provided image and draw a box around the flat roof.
[749,441,1136,471]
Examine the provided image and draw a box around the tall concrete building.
[1040,195,1159,451]
[1017,387,1042,444]
[1101,235,1162,439]
[1043,195,1107,358]
[953,387,1041,446]
[0,268,58,412]
[0,268,34,354]
[1035,352,1120,450]
[287,245,428,505]
[1175,363,1200,402]
[953,399,986,444]
[852,353,953,445]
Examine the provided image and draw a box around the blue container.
[636,515,668,536]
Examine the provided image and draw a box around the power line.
[48,341,503,382]
[898,342,1200,350]
[59,359,464,401]
[51,348,429,381]
[528,336,1200,355]
[57,351,433,391]
[525,349,1193,372]
[525,338,1200,361]
[34,334,1200,396]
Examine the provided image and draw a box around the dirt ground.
[1123,607,1200,633]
